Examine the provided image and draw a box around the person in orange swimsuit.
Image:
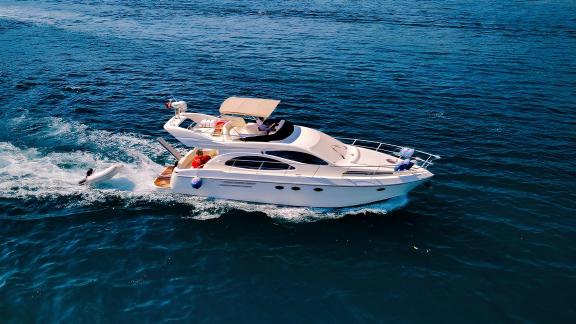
[191,149,211,168]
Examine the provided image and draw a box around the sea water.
[1,0,575,322]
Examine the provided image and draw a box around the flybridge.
[162,97,294,147]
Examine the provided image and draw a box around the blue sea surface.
[1,0,575,322]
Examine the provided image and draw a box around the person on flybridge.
[256,117,272,133]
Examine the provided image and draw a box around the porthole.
[313,188,323,192]
[291,187,301,191]
[275,186,284,190]
[377,188,386,191]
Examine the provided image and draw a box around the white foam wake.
[0,142,162,198]
[0,114,170,206]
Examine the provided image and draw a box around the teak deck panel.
[154,166,174,188]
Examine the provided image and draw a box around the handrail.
[336,137,441,168]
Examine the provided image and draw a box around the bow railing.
[336,137,440,169]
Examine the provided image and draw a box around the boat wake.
[0,141,161,199]
[0,116,406,222]
[189,195,409,222]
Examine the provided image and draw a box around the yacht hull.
[168,174,431,208]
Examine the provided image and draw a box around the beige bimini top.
[219,97,280,119]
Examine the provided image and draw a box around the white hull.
[168,170,432,208]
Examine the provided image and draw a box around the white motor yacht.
[154,97,440,208]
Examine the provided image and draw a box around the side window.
[265,151,328,165]
[225,156,295,170]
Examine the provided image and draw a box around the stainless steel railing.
[336,137,440,169]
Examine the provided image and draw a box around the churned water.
[1,0,575,322]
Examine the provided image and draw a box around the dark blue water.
[1,0,575,322]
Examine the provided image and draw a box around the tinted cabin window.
[266,151,328,165]
[225,156,294,170]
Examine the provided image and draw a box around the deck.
[154,166,174,188]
